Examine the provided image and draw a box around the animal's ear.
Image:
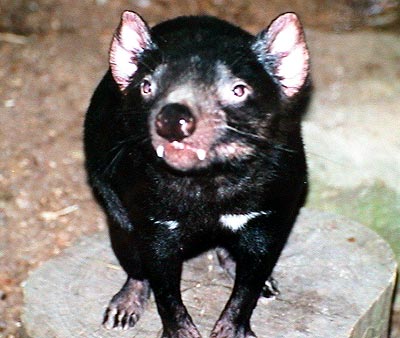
[109,11,153,92]
[252,13,310,98]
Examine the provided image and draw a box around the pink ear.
[109,11,152,91]
[255,13,310,98]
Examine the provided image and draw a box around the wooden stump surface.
[22,209,397,338]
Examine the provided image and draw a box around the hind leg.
[216,248,279,298]
[103,220,150,330]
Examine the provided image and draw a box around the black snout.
[155,103,196,142]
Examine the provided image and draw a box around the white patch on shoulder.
[153,219,179,230]
[219,211,269,232]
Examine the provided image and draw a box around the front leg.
[211,218,293,338]
[103,219,151,330]
[216,248,279,298]
[210,257,267,338]
[139,227,202,338]
[153,268,202,338]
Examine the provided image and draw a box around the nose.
[155,103,196,142]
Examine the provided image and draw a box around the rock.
[304,30,400,194]
[22,209,397,338]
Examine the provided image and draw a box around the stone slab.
[22,209,397,338]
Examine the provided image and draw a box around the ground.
[0,1,399,337]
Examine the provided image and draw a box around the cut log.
[22,209,397,338]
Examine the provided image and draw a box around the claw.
[102,278,150,330]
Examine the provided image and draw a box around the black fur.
[84,12,310,338]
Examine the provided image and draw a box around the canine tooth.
[196,149,206,161]
[156,145,164,158]
[227,145,236,154]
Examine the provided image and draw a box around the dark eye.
[232,84,248,97]
[141,79,152,95]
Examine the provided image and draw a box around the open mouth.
[153,138,255,172]
[154,140,209,171]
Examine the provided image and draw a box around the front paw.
[210,319,256,338]
[162,325,202,338]
[103,279,149,330]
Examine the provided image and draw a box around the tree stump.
[22,209,397,338]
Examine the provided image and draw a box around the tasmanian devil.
[84,9,310,338]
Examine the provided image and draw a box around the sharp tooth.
[227,145,236,154]
[196,149,206,161]
[172,141,184,149]
[156,145,164,158]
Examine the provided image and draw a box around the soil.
[0,1,399,337]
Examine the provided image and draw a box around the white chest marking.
[219,212,268,232]
[153,219,179,230]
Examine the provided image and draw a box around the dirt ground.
[0,1,399,337]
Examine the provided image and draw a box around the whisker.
[102,134,149,177]
[109,135,146,152]
[221,125,268,141]
[103,145,127,176]
[218,125,298,155]
[272,143,298,154]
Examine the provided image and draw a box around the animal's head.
[110,11,310,172]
